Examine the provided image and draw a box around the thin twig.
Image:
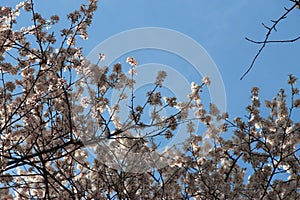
[240,2,298,80]
[245,35,300,44]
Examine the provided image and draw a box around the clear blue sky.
[3,0,300,117]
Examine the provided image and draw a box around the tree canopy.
[0,0,299,199]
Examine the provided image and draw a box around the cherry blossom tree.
[0,1,299,199]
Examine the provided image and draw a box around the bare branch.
[240,2,299,80]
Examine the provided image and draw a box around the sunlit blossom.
[126,56,138,66]
[202,76,211,86]
[80,97,89,108]
[99,53,105,61]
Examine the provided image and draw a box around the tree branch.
[240,2,299,80]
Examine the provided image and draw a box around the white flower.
[191,82,199,90]
[190,82,200,101]
[67,37,75,46]
[126,57,138,66]
[99,53,105,61]
[155,70,167,86]
[202,76,211,86]
[80,97,89,108]
[209,103,220,116]
[80,33,88,40]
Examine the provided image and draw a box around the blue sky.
[90,0,300,117]
[3,0,300,117]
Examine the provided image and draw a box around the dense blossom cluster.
[0,1,299,199]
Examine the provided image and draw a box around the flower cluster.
[126,56,138,66]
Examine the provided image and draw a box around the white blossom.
[202,76,211,86]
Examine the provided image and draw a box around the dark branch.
[240,2,299,80]
[245,35,300,44]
